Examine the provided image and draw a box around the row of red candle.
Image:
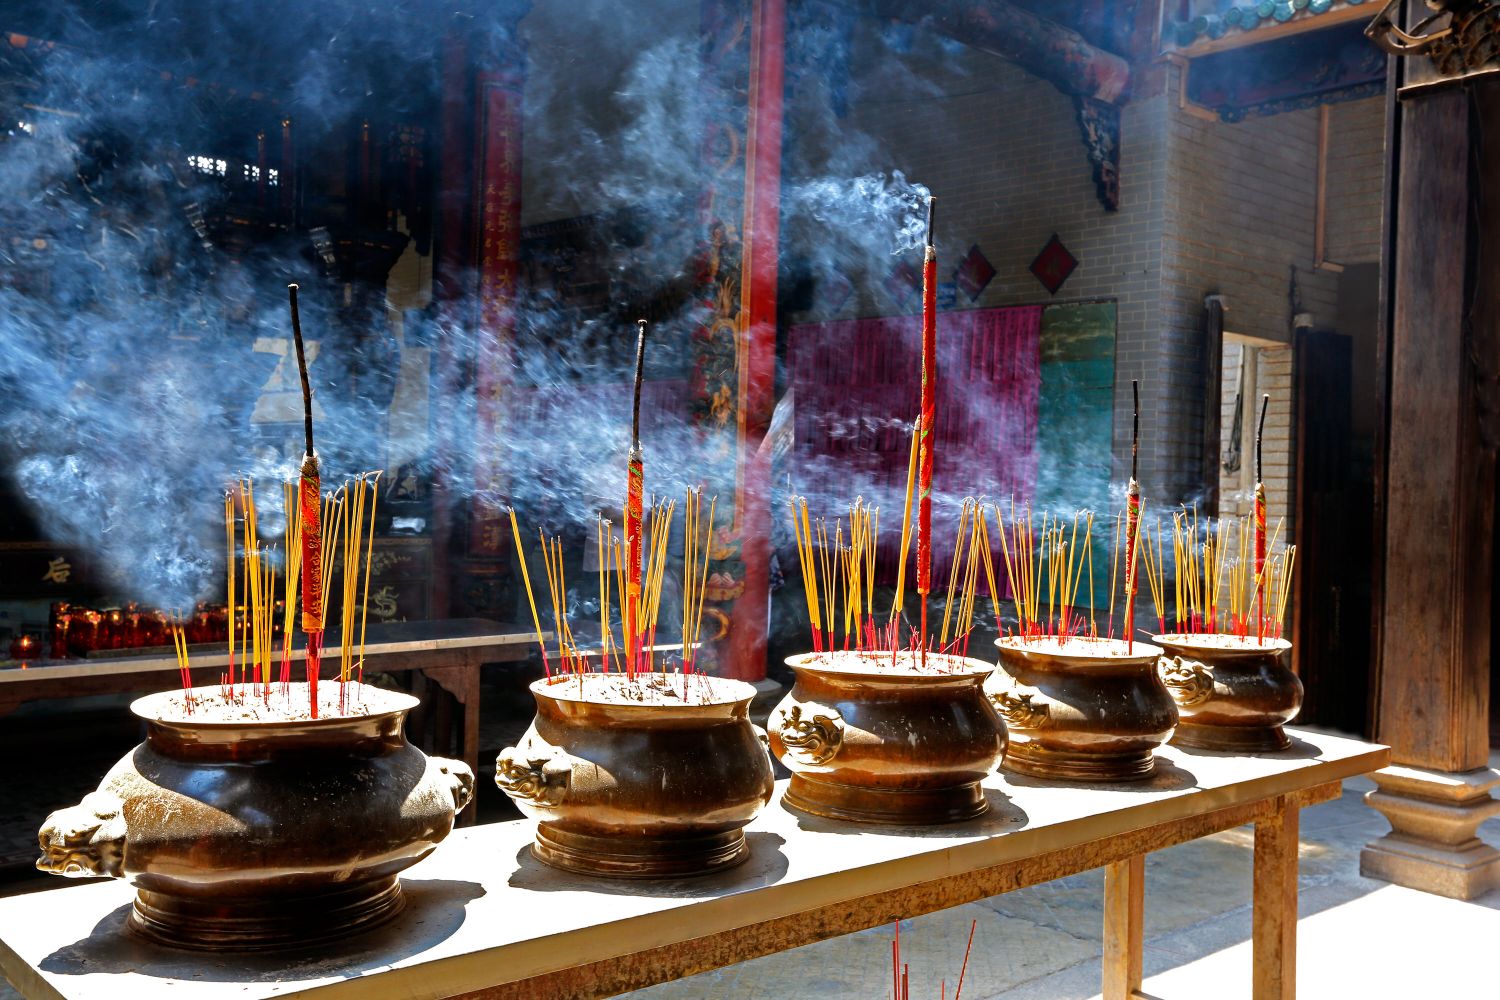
[46,602,284,659]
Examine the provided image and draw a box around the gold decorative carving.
[1159,655,1216,709]
[1367,0,1500,79]
[777,702,844,766]
[433,757,476,814]
[36,791,127,878]
[989,687,1049,730]
[494,745,570,806]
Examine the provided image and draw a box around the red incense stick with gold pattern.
[1123,381,1141,652]
[625,320,648,679]
[916,197,937,661]
[1254,394,1269,641]
[288,284,324,717]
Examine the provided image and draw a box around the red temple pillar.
[723,0,784,682]
[430,8,527,619]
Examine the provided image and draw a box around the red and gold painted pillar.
[469,67,524,560]
[694,0,784,681]
[431,8,528,618]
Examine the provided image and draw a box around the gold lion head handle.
[775,701,844,766]
[495,744,570,807]
[988,686,1049,731]
[432,757,476,814]
[1158,655,1215,708]
[37,790,127,879]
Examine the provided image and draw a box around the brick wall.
[1324,97,1386,266]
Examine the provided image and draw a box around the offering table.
[0,728,1387,1000]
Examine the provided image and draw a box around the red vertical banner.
[470,71,523,557]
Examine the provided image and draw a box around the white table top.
[0,728,1387,1000]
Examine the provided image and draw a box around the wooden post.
[1253,797,1298,1000]
[1102,854,1144,1000]
[1364,20,1500,897]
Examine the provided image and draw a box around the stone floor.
[3,680,1497,999]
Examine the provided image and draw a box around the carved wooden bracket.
[1075,96,1121,212]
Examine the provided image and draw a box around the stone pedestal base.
[1361,763,1500,900]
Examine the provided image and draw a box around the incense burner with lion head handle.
[1152,634,1301,752]
[991,637,1176,781]
[770,651,1006,824]
[496,673,774,878]
[35,683,473,951]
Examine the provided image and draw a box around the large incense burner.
[1152,633,1301,751]
[496,673,774,878]
[991,637,1176,781]
[36,683,473,950]
[771,651,1004,824]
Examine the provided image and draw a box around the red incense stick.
[916,197,937,662]
[1254,394,1269,641]
[625,320,648,679]
[1123,380,1141,653]
[289,284,324,717]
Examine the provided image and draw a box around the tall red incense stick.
[625,319,648,679]
[916,197,937,661]
[288,284,324,717]
[1254,393,1269,641]
[1123,380,1141,652]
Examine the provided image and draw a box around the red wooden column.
[723,0,785,682]
[430,7,528,619]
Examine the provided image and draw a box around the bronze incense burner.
[1152,634,1302,752]
[770,651,1005,824]
[35,684,474,951]
[495,674,774,878]
[991,637,1176,781]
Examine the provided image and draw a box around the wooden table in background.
[0,619,540,807]
[0,729,1388,1000]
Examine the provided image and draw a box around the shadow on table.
[507,831,790,898]
[997,756,1201,795]
[1168,732,1325,763]
[39,878,485,983]
[788,786,1031,838]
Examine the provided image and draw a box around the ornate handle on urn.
[774,702,844,766]
[495,743,571,807]
[432,757,476,814]
[751,723,772,760]
[1158,655,1215,709]
[37,790,127,879]
[988,686,1049,731]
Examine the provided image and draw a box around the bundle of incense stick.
[510,506,551,677]
[518,489,709,681]
[680,489,714,674]
[1156,506,1293,639]
[788,494,986,658]
[992,502,1099,642]
[170,618,194,712]
[214,473,381,710]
